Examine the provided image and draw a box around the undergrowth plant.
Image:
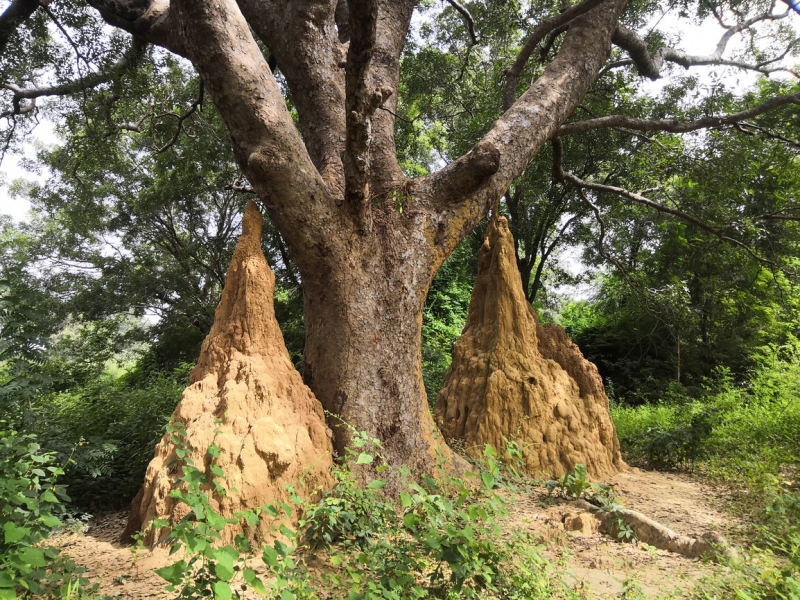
[545,464,635,543]
[0,423,101,600]
[145,424,585,600]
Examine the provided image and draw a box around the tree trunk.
[300,208,466,475]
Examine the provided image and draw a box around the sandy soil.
[50,468,734,599]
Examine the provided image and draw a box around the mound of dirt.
[435,216,624,478]
[124,201,333,545]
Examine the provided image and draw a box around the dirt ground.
[51,468,734,599]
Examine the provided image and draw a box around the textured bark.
[435,217,624,478]
[123,202,333,544]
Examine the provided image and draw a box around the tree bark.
[300,202,466,474]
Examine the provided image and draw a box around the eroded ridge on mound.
[124,201,333,545]
[435,217,624,479]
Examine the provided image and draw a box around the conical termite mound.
[435,216,624,479]
[123,201,334,545]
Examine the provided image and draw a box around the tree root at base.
[573,499,735,562]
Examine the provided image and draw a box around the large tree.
[2,0,799,472]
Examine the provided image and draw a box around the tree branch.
[0,0,39,54]
[503,0,606,111]
[87,0,186,56]
[551,138,793,272]
[155,81,204,153]
[612,7,797,81]
[343,0,380,228]
[558,91,800,136]
[4,36,148,102]
[169,0,336,263]
[445,0,478,46]
[236,0,348,195]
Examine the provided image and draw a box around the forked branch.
[5,35,147,98]
[558,92,800,136]
[503,0,606,110]
[445,0,478,46]
[612,6,798,80]
[0,0,39,53]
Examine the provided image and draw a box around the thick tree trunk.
[300,209,465,475]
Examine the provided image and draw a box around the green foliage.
[613,345,800,596]
[302,431,395,551]
[545,464,636,543]
[0,424,100,599]
[146,429,584,600]
[27,365,189,509]
[0,278,54,425]
[421,235,479,405]
[545,464,596,499]
[613,344,800,476]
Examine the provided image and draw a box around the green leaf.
[213,580,232,600]
[355,452,374,464]
[4,522,30,544]
[40,490,59,503]
[40,514,62,528]
[367,479,386,489]
[17,547,46,568]
[212,548,236,581]
[243,568,267,594]
[0,588,16,600]
[262,546,279,567]
[155,560,187,583]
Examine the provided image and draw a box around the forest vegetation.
[0,0,799,597]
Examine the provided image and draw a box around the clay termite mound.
[435,216,624,479]
[123,201,333,545]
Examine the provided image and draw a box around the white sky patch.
[0,121,58,223]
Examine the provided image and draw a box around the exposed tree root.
[573,499,734,562]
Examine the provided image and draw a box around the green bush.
[143,426,583,600]
[0,424,98,599]
[612,346,800,597]
[28,365,190,509]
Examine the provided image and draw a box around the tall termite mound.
[124,201,334,544]
[435,217,624,479]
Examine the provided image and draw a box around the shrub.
[0,423,99,599]
[28,364,189,509]
[144,426,583,600]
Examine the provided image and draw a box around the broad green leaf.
[213,580,232,600]
[3,523,30,544]
[355,452,373,464]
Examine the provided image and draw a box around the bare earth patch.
[50,468,734,599]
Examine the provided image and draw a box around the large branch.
[170,0,335,260]
[422,0,628,257]
[87,0,186,56]
[612,7,797,80]
[551,139,793,272]
[503,0,607,111]
[366,0,417,195]
[4,36,147,105]
[0,0,39,53]
[557,91,800,136]
[236,0,348,195]
[343,0,379,222]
